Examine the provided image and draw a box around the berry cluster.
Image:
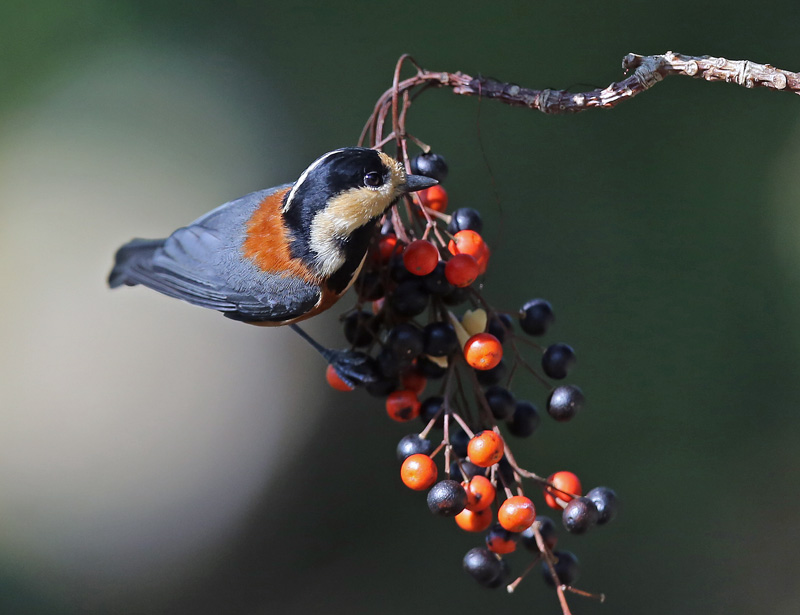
[327,151,617,610]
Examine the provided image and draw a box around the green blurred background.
[2,1,800,613]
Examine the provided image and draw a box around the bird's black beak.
[403,174,439,193]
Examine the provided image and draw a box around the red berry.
[386,390,421,422]
[467,430,504,467]
[448,230,490,273]
[325,364,353,392]
[464,333,503,370]
[544,471,582,509]
[418,184,448,213]
[400,453,438,490]
[498,495,536,532]
[370,233,401,265]
[403,240,439,276]
[455,507,493,533]
[401,369,427,395]
[464,475,496,512]
[444,254,479,287]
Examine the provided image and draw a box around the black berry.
[343,311,375,347]
[389,280,429,317]
[542,343,576,379]
[586,486,619,525]
[427,479,467,517]
[396,434,434,461]
[447,207,483,234]
[546,385,585,422]
[519,299,554,336]
[542,551,580,587]
[484,386,516,420]
[463,547,503,587]
[423,322,459,356]
[385,323,424,363]
[507,400,541,437]
[562,497,599,534]
[410,152,449,182]
[521,516,558,552]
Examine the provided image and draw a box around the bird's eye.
[364,171,383,187]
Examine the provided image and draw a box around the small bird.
[109,147,437,384]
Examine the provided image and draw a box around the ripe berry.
[475,360,507,387]
[519,299,555,336]
[484,386,515,420]
[507,400,541,438]
[355,270,384,301]
[546,385,585,422]
[467,430,504,467]
[447,207,483,235]
[389,253,414,283]
[343,311,375,347]
[410,152,449,182]
[464,475,496,512]
[365,374,398,397]
[427,479,467,517]
[562,497,599,534]
[448,230,489,273]
[444,254,480,287]
[485,522,519,554]
[442,285,471,306]
[396,434,434,461]
[484,557,510,590]
[423,322,459,357]
[498,495,536,532]
[418,184,449,213]
[463,333,503,370]
[586,486,619,525]
[325,364,354,391]
[463,547,504,587]
[415,356,447,379]
[544,471,582,509]
[542,343,576,379]
[370,232,400,265]
[419,395,445,427]
[400,369,427,394]
[449,428,470,458]
[542,551,580,587]
[386,390,421,422]
[451,461,485,483]
[403,240,439,276]
[421,261,454,296]
[455,507,493,533]
[388,280,429,317]
[521,516,558,552]
[487,313,513,343]
[400,453,438,491]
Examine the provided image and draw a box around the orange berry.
[498,495,536,532]
[325,364,353,392]
[464,475,496,512]
[418,184,448,213]
[444,253,479,287]
[544,471,582,509]
[455,507,493,533]
[463,333,503,370]
[400,453,438,491]
[386,390,421,422]
[448,230,490,273]
[467,430,504,467]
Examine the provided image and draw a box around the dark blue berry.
[542,343,576,379]
[415,355,447,379]
[546,385,584,422]
[410,152,449,182]
[343,311,375,347]
[355,271,384,301]
[450,428,470,458]
[521,516,558,552]
[484,386,515,420]
[463,547,503,587]
[487,313,513,344]
[396,434,434,461]
[427,479,466,516]
[519,299,554,336]
[507,400,540,437]
[385,324,424,363]
[442,285,471,306]
[422,261,454,295]
[542,551,579,587]
[419,395,444,428]
[365,375,398,397]
[389,280,429,317]
[475,360,507,387]
[423,322,459,356]
[586,486,618,525]
[447,207,483,234]
[562,497,599,534]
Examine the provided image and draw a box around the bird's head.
[282,147,437,279]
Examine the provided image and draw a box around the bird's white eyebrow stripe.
[282,149,344,213]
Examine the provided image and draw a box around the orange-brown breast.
[242,187,322,286]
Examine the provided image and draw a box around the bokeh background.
[2,1,800,614]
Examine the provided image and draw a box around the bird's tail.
[108,238,165,288]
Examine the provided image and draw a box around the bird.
[108,147,437,385]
